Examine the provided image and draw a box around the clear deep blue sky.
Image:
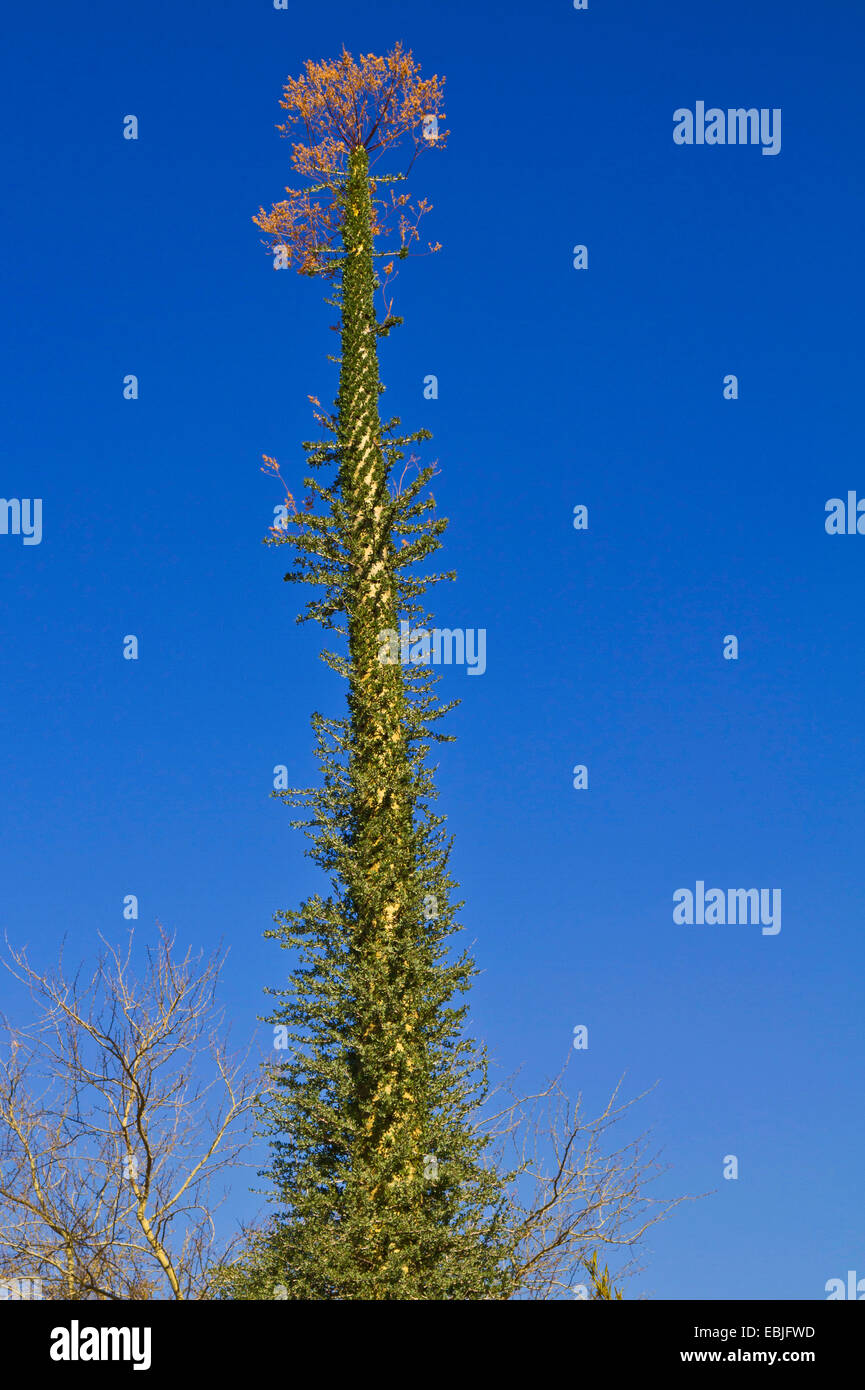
[2,0,863,1299]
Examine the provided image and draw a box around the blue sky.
[1,0,863,1298]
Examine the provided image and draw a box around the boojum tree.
[243,46,515,1299]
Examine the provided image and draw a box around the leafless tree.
[479,1060,697,1299]
[0,925,265,1300]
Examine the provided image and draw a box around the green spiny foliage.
[585,1252,625,1300]
[228,71,517,1300]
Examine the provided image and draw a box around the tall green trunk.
[236,137,517,1304]
[339,144,424,1280]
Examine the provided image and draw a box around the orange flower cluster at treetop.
[253,43,447,277]
[278,42,447,173]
